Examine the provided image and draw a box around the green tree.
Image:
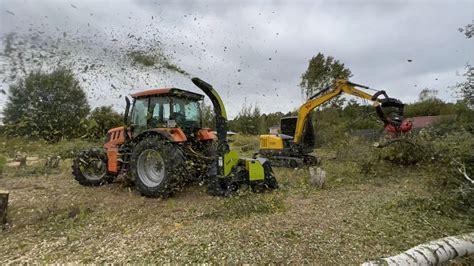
[418,88,439,102]
[403,88,448,116]
[456,23,474,108]
[456,65,474,108]
[261,112,285,133]
[299,52,352,100]
[87,106,123,140]
[229,104,263,135]
[251,105,265,134]
[200,102,215,129]
[2,68,90,142]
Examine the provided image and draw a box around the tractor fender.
[133,128,187,143]
[197,128,217,141]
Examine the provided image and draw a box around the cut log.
[362,232,474,265]
[0,190,8,227]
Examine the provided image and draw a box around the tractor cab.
[128,88,205,137]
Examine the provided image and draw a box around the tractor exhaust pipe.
[123,96,131,142]
[123,96,131,125]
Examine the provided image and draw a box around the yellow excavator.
[257,79,412,167]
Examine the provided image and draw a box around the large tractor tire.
[72,148,114,186]
[130,137,186,198]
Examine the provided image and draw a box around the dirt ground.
[1,159,472,264]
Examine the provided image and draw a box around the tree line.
[219,89,472,139]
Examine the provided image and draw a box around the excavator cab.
[279,115,315,152]
[280,117,298,137]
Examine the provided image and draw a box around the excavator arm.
[293,79,410,144]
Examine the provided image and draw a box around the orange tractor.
[72,78,278,197]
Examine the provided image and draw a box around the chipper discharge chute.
[72,77,277,197]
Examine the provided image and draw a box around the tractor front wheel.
[130,137,186,197]
[72,148,114,186]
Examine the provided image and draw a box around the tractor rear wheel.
[72,148,114,186]
[130,137,186,197]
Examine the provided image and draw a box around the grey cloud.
[0,0,472,118]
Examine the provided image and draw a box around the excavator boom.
[294,80,378,144]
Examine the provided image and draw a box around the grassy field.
[0,135,472,264]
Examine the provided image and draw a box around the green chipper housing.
[72,77,277,197]
[190,78,278,196]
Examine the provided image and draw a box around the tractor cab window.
[172,97,201,128]
[149,96,170,128]
[131,98,149,133]
[184,101,200,121]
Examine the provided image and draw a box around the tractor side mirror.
[124,96,131,125]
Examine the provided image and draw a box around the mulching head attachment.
[371,90,413,134]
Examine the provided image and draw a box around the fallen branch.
[453,159,474,184]
[374,138,420,150]
[362,232,474,265]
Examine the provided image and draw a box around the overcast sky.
[0,0,473,118]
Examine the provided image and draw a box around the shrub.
[376,134,428,165]
[377,130,473,215]
[86,106,123,140]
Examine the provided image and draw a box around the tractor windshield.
[171,97,201,128]
[131,96,201,134]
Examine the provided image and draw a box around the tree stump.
[44,156,61,169]
[19,156,27,167]
[309,167,326,188]
[0,190,8,228]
